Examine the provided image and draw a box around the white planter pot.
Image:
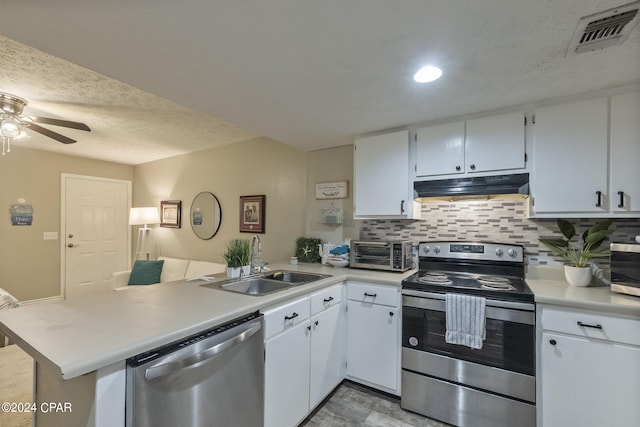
[564,264,592,287]
[226,265,251,278]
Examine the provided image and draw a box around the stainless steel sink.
[202,270,331,296]
[262,271,330,283]
[220,278,292,295]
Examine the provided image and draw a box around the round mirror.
[190,192,222,240]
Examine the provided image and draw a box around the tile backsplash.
[360,199,640,265]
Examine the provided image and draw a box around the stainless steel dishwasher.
[126,312,264,427]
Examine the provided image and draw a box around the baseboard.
[21,295,61,305]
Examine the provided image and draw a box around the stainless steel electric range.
[401,241,535,427]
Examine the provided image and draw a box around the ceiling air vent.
[565,1,640,56]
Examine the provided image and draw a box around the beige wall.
[133,137,307,265]
[0,146,133,301]
[305,145,361,245]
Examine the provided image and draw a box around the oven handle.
[402,292,535,325]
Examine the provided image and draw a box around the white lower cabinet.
[345,282,400,394]
[264,319,311,427]
[263,284,344,427]
[539,306,640,427]
[309,303,344,407]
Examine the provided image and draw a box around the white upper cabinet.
[465,111,526,173]
[354,130,419,219]
[416,112,525,178]
[531,92,639,217]
[610,91,640,214]
[416,121,465,176]
[532,97,609,215]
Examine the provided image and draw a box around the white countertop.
[0,263,412,380]
[525,265,640,318]
[2,262,639,380]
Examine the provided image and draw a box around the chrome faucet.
[250,235,262,273]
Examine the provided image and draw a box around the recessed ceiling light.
[414,65,443,83]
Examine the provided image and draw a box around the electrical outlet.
[43,232,59,240]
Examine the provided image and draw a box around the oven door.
[402,291,535,376]
[401,291,536,426]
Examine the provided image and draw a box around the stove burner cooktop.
[477,276,517,291]
[403,270,533,302]
[416,271,453,285]
[403,241,534,303]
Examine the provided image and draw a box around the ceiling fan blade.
[29,116,91,131]
[25,122,77,144]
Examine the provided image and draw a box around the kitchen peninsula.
[1,263,639,427]
[0,263,411,427]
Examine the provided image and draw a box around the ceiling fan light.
[414,65,443,83]
[1,118,21,138]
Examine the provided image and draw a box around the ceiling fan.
[0,92,91,155]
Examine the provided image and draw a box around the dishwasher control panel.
[127,311,261,367]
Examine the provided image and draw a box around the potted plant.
[222,238,251,278]
[539,219,614,287]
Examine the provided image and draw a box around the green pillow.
[128,260,164,285]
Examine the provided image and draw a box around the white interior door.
[62,174,131,298]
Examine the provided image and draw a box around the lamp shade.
[129,207,160,226]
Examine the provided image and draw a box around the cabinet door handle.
[389,311,394,317]
[577,321,602,330]
[469,164,476,170]
[314,320,319,326]
[549,339,557,346]
[400,200,405,214]
[364,292,377,298]
[284,312,299,321]
[618,191,624,208]
[323,297,334,303]
[307,325,311,331]
[595,191,602,207]
[455,165,461,171]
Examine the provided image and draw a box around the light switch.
[43,232,59,240]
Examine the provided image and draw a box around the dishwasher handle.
[144,321,261,381]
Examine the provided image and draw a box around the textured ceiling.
[0,0,639,165]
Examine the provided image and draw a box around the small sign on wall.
[10,203,33,226]
[315,181,349,199]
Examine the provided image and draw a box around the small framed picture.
[239,195,265,233]
[160,200,182,228]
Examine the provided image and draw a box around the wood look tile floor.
[302,381,451,427]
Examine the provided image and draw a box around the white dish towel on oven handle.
[445,293,486,350]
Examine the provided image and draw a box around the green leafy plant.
[539,219,615,267]
[222,238,251,268]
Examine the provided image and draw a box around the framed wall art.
[239,195,265,233]
[315,180,348,199]
[160,200,182,228]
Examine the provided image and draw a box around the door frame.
[60,173,132,297]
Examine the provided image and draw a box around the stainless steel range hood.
[414,173,529,201]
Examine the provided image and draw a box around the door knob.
[67,243,75,248]
[68,234,74,238]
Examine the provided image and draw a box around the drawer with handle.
[542,306,640,346]
[310,284,343,315]
[347,282,398,307]
[263,296,310,340]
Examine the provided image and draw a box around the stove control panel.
[418,241,524,263]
